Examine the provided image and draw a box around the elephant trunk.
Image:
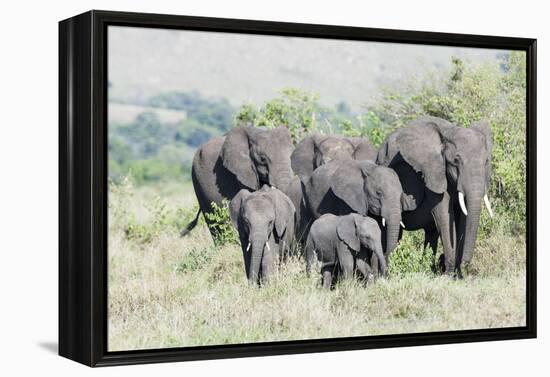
[271,161,292,191]
[248,231,268,285]
[383,210,401,256]
[460,188,484,266]
[374,245,387,277]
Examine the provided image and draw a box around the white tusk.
[484,194,494,218]
[458,191,468,216]
[382,217,386,227]
[246,242,251,252]
[400,221,405,229]
[265,241,270,251]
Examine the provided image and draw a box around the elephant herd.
[182,115,494,287]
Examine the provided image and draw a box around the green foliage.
[388,232,438,276]
[203,200,239,246]
[176,247,213,273]
[235,88,323,144]
[116,186,201,244]
[109,91,235,185]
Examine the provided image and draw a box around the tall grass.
[108,181,525,351]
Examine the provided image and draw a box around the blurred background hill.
[108,26,504,185]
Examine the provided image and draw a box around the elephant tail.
[180,208,201,237]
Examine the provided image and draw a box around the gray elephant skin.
[376,116,493,275]
[291,134,377,182]
[230,186,296,285]
[182,125,294,242]
[303,159,415,261]
[306,213,387,289]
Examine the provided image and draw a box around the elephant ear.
[401,192,417,211]
[229,189,251,229]
[221,127,259,190]
[347,137,377,161]
[330,161,368,215]
[394,122,447,194]
[291,134,323,181]
[268,188,296,239]
[336,215,360,252]
[471,120,493,153]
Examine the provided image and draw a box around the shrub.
[235,88,323,144]
[203,200,239,246]
[175,247,213,273]
[388,231,437,276]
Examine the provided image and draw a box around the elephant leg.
[424,228,441,273]
[424,228,438,254]
[338,249,355,280]
[356,258,374,283]
[431,192,456,275]
[370,253,379,277]
[321,266,333,289]
[260,242,278,283]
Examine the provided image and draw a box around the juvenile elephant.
[230,186,296,285]
[182,125,294,243]
[376,116,493,275]
[304,159,415,259]
[305,213,387,289]
[291,134,377,182]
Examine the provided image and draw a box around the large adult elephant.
[182,125,294,242]
[303,159,415,258]
[291,134,377,181]
[287,134,377,243]
[376,116,493,275]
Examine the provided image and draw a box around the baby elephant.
[305,213,387,289]
[230,185,296,285]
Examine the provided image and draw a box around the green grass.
[107,182,526,351]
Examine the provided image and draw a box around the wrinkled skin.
[305,214,386,289]
[188,126,294,242]
[291,134,377,182]
[284,175,312,245]
[230,186,296,285]
[377,116,493,276]
[303,160,415,262]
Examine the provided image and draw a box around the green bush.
[176,247,213,273]
[235,88,323,144]
[203,200,239,246]
[388,231,438,276]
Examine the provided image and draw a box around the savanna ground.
[107,180,525,351]
[107,53,527,351]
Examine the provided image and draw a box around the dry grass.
[107,182,526,351]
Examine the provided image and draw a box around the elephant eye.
[454,154,463,165]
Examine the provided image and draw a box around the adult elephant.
[182,125,294,242]
[304,159,415,258]
[376,116,493,275]
[291,134,377,181]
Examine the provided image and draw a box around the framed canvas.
[59,10,537,367]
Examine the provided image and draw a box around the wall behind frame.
[0,0,545,376]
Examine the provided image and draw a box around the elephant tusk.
[484,194,494,218]
[458,191,468,216]
[381,217,386,227]
[400,221,405,229]
[265,241,270,251]
[246,242,251,252]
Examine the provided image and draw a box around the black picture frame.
[59,10,537,367]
